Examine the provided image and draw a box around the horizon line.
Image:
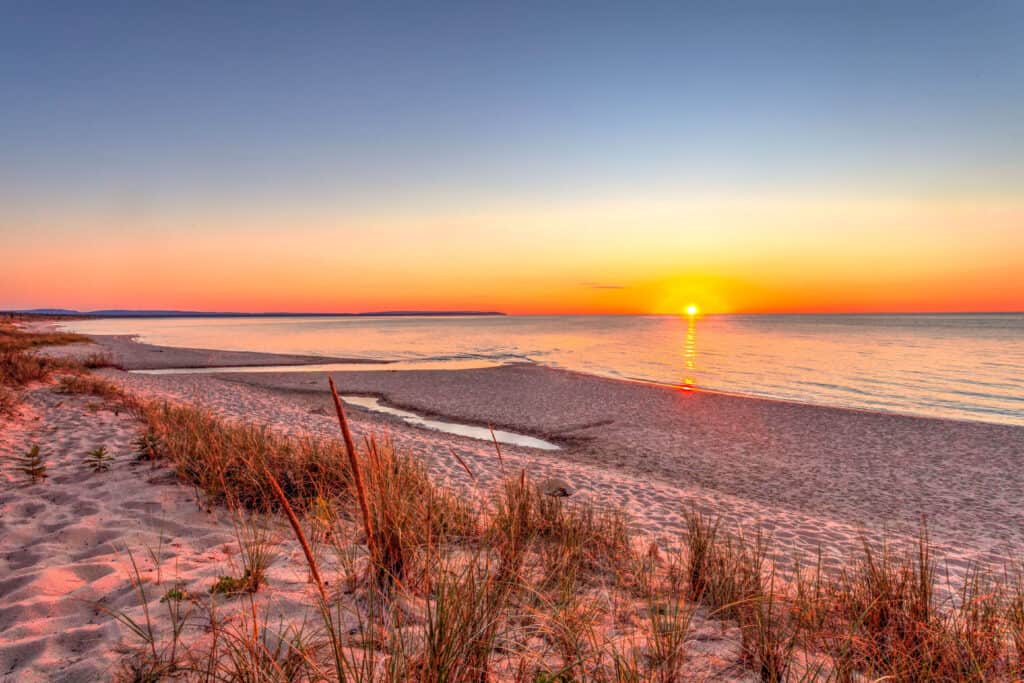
[4,308,1023,318]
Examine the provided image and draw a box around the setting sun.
[685,304,699,317]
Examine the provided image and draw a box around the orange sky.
[4,3,1023,315]
[3,193,1022,314]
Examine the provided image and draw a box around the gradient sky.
[2,1,1022,314]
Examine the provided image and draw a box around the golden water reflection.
[681,315,697,390]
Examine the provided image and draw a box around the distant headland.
[6,309,507,318]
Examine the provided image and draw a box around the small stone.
[540,477,573,497]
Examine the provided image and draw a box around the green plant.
[210,574,256,596]
[232,513,277,594]
[133,431,162,462]
[104,548,190,679]
[17,445,47,483]
[85,445,113,473]
[160,585,190,604]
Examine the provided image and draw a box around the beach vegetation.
[233,512,277,593]
[105,548,191,681]
[81,374,1024,681]
[133,430,162,462]
[16,444,47,483]
[85,445,114,472]
[209,573,257,596]
[160,585,191,604]
[57,373,124,400]
[0,321,91,387]
[0,384,16,417]
[0,321,89,352]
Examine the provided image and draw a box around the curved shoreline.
[28,326,1024,573]
[49,317,1024,428]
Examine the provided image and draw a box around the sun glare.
[685,304,699,317]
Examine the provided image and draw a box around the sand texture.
[4,332,1023,679]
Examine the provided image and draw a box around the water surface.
[63,314,1024,426]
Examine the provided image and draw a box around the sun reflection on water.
[681,314,697,390]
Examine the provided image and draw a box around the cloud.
[581,282,627,290]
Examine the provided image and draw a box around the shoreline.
[71,332,1024,569]
[47,316,1024,429]
[52,325,1018,432]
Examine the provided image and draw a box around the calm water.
[62,314,1024,426]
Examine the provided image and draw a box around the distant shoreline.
[5,309,1021,319]
[4,309,507,319]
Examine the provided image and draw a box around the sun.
[685,304,699,317]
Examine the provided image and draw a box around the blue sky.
[4,1,1021,208]
[2,1,1022,312]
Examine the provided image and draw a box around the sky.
[2,1,1022,314]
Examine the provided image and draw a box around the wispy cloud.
[581,282,627,290]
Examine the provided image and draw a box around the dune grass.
[39,367,1024,681]
[0,320,121,416]
[0,319,89,352]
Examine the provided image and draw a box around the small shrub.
[134,431,162,462]
[80,351,120,369]
[1009,575,1024,675]
[133,400,353,511]
[160,585,191,603]
[17,445,47,483]
[1,350,51,386]
[210,573,259,596]
[85,446,113,473]
[413,551,513,680]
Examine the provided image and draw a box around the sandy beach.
[89,332,1024,567]
[3,329,1024,680]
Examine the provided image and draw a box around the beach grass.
[34,355,1024,680]
[0,320,118,415]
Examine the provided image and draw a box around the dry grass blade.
[328,376,376,562]
[448,445,477,482]
[489,425,506,474]
[263,465,327,602]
